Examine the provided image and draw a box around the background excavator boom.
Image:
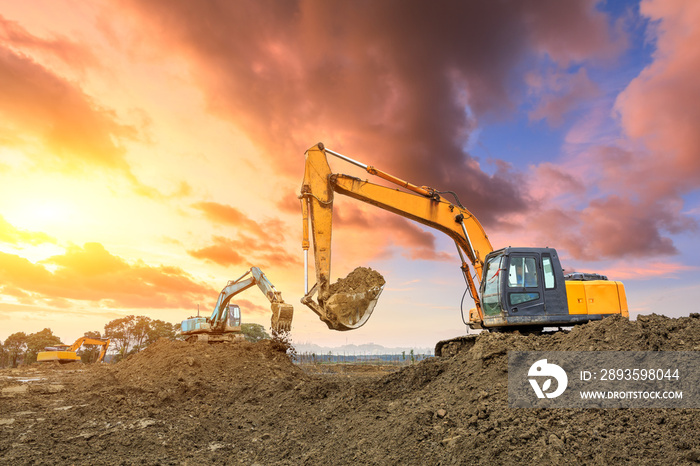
[182,266,293,343]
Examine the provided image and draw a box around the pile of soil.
[0,313,698,465]
[328,266,385,294]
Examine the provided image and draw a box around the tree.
[4,332,28,368]
[131,316,151,353]
[146,319,178,344]
[241,323,270,342]
[25,328,62,364]
[0,341,6,368]
[104,315,136,360]
[104,315,179,361]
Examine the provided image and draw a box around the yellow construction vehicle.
[37,337,111,363]
[299,143,628,339]
[181,267,294,343]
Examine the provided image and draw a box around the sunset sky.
[1,0,698,349]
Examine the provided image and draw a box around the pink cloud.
[529,68,601,127]
[615,0,700,195]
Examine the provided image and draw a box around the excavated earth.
[1,313,698,465]
[328,266,386,294]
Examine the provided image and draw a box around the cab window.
[481,254,503,316]
[508,256,538,288]
[542,255,555,289]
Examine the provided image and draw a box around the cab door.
[505,254,545,317]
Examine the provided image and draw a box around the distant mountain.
[292,342,433,356]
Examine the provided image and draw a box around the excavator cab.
[475,247,627,330]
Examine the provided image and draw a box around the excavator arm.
[300,142,493,330]
[210,267,294,332]
[69,337,111,362]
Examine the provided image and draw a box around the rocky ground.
[1,313,698,465]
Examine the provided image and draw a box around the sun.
[8,199,72,231]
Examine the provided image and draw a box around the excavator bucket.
[323,285,384,330]
[271,302,294,332]
[303,267,386,331]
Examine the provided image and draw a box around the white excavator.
[181,267,294,343]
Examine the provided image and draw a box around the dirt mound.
[1,314,698,465]
[329,266,385,294]
[370,313,700,464]
[76,338,305,404]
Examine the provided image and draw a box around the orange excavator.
[37,337,111,363]
[299,143,628,349]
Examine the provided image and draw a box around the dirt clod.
[0,313,697,464]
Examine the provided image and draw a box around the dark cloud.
[121,0,619,226]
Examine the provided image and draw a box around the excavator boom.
[300,142,493,330]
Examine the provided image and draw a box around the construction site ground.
[1,313,698,465]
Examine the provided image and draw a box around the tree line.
[0,316,270,368]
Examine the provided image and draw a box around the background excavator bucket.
[324,285,384,330]
[271,302,294,332]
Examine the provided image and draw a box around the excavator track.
[434,335,478,357]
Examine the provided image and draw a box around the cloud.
[120,0,622,226]
[0,243,215,309]
[514,1,700,263]
[334,203,453,262]
[0,44,138,174]
[189,201,299,268]
[0,215,55,245]
[595,260,697,281]
[0,14,97,70]
[614,0,700,196]
[228,298,271,318]
[528,68,601,127]
[187,235,300,269]
[192,201,281,240]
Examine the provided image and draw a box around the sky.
[0,0,698,348]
